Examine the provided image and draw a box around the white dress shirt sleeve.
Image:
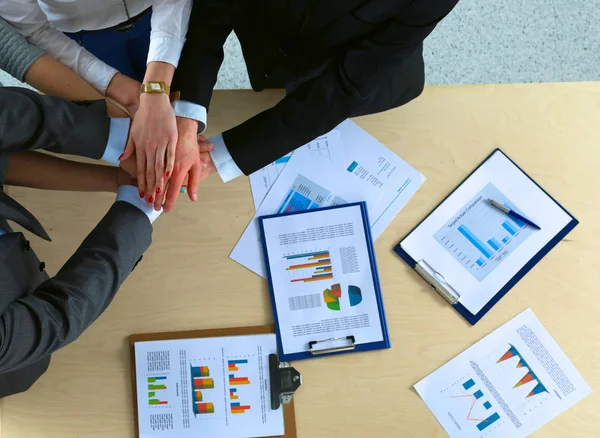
[116,185,162,223]
[101,118,131,165]
[172,100,207,133]
[208,134,243,183]
[148,0,192,67]
[0,0,118,94]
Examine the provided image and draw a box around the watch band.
[140,81,171,95]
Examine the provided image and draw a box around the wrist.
[143,61,175,86]
[106,73,140,107]
[176,116,199,135]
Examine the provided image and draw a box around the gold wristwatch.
[140,81,181,101]
[141,81,170,95]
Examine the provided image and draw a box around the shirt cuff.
[0,228,7,236]
[147,36,185,67]
[84,60,120,95]
[172,100,207,133]
[116,185,162,224]
[102,118,131,165]
[209,134,244,183]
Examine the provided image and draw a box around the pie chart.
[348,285,362,306]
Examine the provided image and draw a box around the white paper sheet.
[261,204,384,355]
[336,120,426,239]
[415,309,591,438]
[231,145,382,277]
[249,130,343,210]
[134,334,284,438]
[401,150,572,314]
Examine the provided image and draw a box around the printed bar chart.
[147,376,167,383]
[149,399,168,406]
[477,412,501,431]
[284,251,333,283]
[434,183,534,281]
[148,384,167,390]
[462,379,476,390]
[193,403,215,415]
[191,366,210,378]
[192,378,214,389]
[277,174,330,214]
[230,402,251,414]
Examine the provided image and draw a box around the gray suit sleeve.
[0,87,110,159]
[0,201,152,373]
[0,17,44,82]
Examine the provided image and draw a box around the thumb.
[120,135,135,161]
[198,141,214,153]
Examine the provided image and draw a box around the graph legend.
[284,250,333,283]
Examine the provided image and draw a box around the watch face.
[149,83,162,91]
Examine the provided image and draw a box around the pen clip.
[415,260,461,305]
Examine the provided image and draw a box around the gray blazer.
[0,16,44,82]
[0,87,151,398]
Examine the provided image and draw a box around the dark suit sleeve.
[171,0,233,112]
[0,87,110,159]
[0,201,152,373]
[223,0,459,175]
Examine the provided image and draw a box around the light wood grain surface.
[2,83,599,438]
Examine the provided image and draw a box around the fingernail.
[118,153,124,161]
[166,171,171,178]
[156,187,161,195]
[139,191,145,198]
[149,196,154,204]
[192,193,198,202]
[180,187,187,194]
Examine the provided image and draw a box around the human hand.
[154,118,216,212]
[105,72,140,118]
[121,92,177,205]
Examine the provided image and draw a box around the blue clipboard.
[259,202,390,362]
[394,149,578,325]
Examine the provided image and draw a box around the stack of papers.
[232,120,426,277]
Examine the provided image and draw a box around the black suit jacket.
[0,88,152,397]
[173,0,459,175]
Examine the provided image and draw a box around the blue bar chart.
[434,183,534,281]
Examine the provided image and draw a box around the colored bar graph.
[504,204,526,227]
[286,260,331,270]
[193,390,202,402]
[484,401,492,410]
[476,258,484,267]
[487,238,501,251]
[458,225,493,258]
[291,273,333,283]
[193,403,215,415]
[285,251,329,260]
[502,221,517,236]
[502,237,509,243]
[191,366,210,378]
[477,412,501,431]
[193,378,214,389]
[473,390,484,399]
[149,399,168,405]
[148,384,166,390]
[147,376,167,383]
[228,360,249,365]
[462,379,476,390]
[231,403,251,414]
[148,392,155,397]
[229,376,250,386]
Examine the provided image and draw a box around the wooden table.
[2,83,599,437]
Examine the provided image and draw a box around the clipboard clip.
[415,260,461,305]
[269,354,302,410]
[308,335,356,355]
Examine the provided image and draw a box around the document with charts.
[133,334,284,438]
[415,309,591,438]
[249,130,343,210]
[259,203,388,358]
